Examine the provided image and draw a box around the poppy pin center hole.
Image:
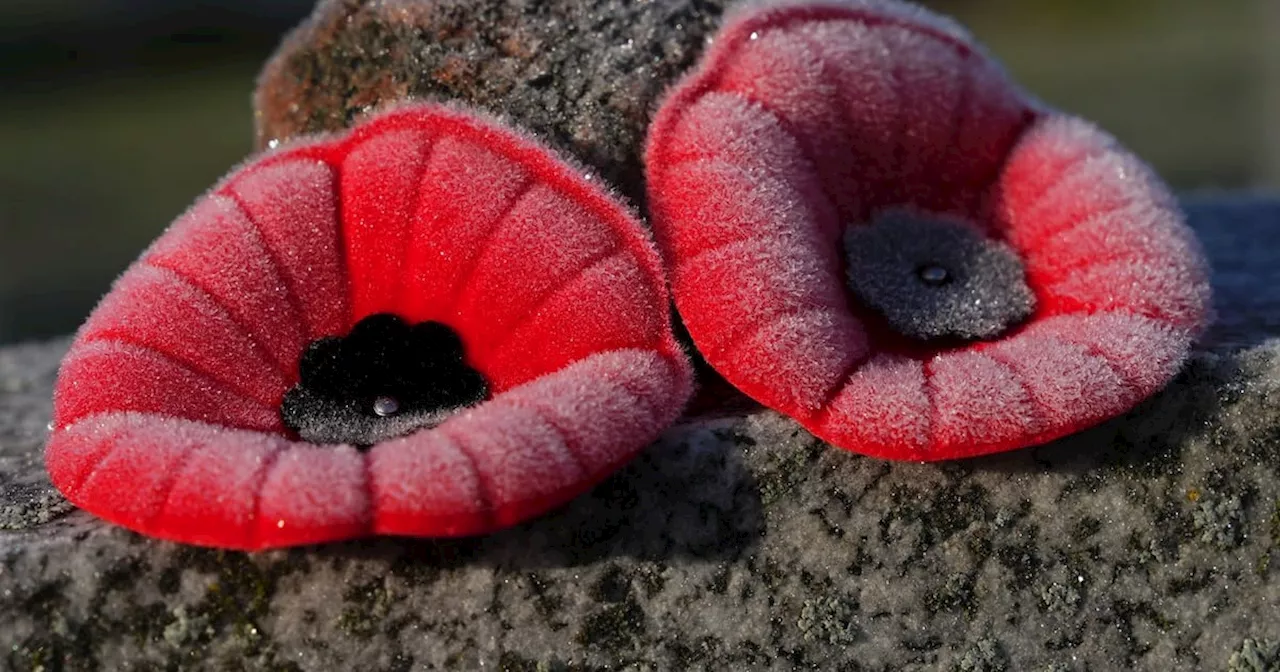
[281,313,489,447]
[917,264,951,286]
[373,395,400,417]
[842,211,1036,342]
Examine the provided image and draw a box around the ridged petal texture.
[644,0,1211,461]
[48,104,693,549]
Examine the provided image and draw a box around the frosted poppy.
[47,103,693,549]
[644,0,1211,460]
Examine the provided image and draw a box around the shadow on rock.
[315,421,766,570]
[970,349,1244,477]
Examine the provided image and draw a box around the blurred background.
[0,0,1275,345]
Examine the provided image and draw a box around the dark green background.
[1,0,1273,344]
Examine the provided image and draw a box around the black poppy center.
[842,210,1036,342]
[281,313,489,447]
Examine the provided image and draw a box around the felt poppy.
[644,0,1211,461]
[46,103,693,549]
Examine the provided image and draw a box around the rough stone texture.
[254,0,730,206]
[1,195,1278,671]
[0,340,73,532]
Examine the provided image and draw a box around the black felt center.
[842,210,1036,342]
[281,313,489,447]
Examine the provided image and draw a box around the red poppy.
[47,103,693,549]
[644,0,1211,461]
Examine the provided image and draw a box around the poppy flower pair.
[46,0,1211,549]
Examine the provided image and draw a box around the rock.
[0,339,73,533]
[254,0,729,206]
[0,195,1278,670]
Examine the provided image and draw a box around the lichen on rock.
[1228,638,1280,672]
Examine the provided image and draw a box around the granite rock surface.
[1,196,1278,671]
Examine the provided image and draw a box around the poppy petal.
[396,134,533,325]
[48,103,692,548]
[646,0,1210,460]
[253,444,370,548]
[984,334,1130,434]
[53,340,282,433]
[48,413,287,548]
[450,184,619,386]
[77,264,289,406]
[340,127,436,320]
[143,194,308,376]
[926,350,1042,456]
[222,158,349,340]
[484,254,666,386]
[818,354,931,459]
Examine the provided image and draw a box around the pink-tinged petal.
[369,349,690,537]
[223,158,349,340]
[1024,201,1202,279]
[439,401,587,530]
[713,27,862,222]
[1040,257,1211,331]
[253,444,370,548]
[340,127,436,320]
[814,0,974,42]
[791,18,904,215]
[651,153,827,270]
[1021,313,1193,398]
[817,354,931,460]
[368,430,491,537]
[148,422,286,548]
[941,50,1031,219]
[72,418,193,533]
[985,115,1112,227]
[721,307,869,416]
[674,235,847,361]
[983,335,1130,437]
[494,349,691,477]
[873,25,969,212]
[397,134,532,325]
[144,194,306,376]
[48,413,287,548]
[927,350,1042,458]
[993,116,1177,250]
[452,184,618,374]
[44,415,133,499]
[658,1,1031,222]
[651,93,839,260]
[79,264,288,406]
[53,340,281,432]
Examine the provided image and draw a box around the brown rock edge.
[254,0,729,207]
